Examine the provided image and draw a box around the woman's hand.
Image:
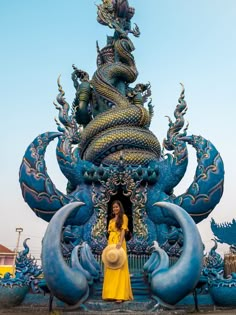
[116,242,122,249]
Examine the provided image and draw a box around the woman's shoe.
[115,300,123,303]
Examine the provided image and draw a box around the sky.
[0,0,236,260]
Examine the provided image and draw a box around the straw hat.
[102,244,126,269]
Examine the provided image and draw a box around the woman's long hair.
[111,200,124,230]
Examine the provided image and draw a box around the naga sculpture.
[0,239,42,308]
[19,0,224,309]
[203,239,236,307]
[211,218,236,250]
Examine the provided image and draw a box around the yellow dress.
[102,214,133,301]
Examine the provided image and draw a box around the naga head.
[97,0,139,37]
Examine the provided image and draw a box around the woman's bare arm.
[116,229,125,249]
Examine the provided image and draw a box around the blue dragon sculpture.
[0,239,43,308]
[19,0,224,309]
[211,218,236,249]
[203,239,236,307]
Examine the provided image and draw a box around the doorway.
[107,188,133,234]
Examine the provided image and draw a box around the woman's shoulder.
[123,214,128,219]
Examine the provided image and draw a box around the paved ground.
[0,307,236,314]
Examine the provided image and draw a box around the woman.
[102,200,133,303]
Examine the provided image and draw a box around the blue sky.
[0,0,235,259]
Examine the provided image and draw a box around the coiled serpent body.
[80,38,161,166]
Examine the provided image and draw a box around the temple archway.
[107,188,133,234]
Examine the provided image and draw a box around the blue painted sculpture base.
[15,272,215,313]
[17,291,216,313]
[0,285,29,308]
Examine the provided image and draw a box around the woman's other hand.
[116,242,122,249]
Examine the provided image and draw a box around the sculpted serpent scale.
[19,0,225,309]
[77,35,161,165]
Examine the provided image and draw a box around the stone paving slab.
[0,307,236,315]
